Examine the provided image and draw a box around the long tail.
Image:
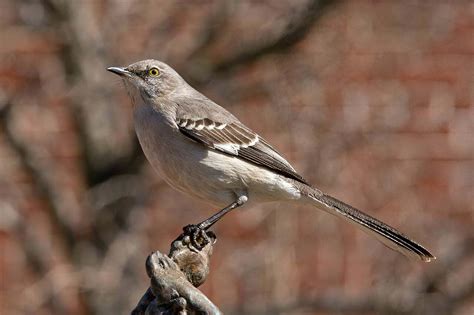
[303,187,435,262]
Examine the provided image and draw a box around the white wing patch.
[176,118,259,155]
[185,120,195,130]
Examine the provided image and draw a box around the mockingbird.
[107,59,435,262]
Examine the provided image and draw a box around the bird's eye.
[148,67,160,76]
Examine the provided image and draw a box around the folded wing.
[176,117,309,185]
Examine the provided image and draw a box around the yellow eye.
[148,67,160,76]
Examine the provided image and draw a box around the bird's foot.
[181,224,216,251]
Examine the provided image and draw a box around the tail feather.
[305,190,435,262]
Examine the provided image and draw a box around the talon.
[181,224,211,250]
[206,231,217,244]
[183,224,195,234]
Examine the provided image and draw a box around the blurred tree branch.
[211,0,337,75]
[185,0,338,85]
[0,100,92,313]
[0,100,76,253]
[40,0,141,186]
[186,0,230,62]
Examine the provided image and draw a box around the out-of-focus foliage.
[0,1,472,314]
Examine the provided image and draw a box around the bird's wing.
[176,116,309,185]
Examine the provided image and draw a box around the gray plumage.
[107,59,435,262]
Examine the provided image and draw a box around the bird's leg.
[182,196,247,250]
[198,195,248,230]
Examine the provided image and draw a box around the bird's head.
[107,59,184,103]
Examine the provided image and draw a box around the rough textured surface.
[131,226,220,315]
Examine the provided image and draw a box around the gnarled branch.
[131,226,221,315]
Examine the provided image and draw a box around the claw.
[182,224,214,250]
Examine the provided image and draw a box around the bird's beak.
[107,66,131,77]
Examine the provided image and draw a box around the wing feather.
[177,118,308,184]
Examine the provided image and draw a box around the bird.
[107,59,435,262]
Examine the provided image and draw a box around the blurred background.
[0,0,473,314]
